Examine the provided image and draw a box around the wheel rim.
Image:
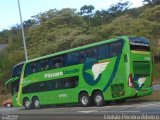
[95,95,102,104]
[25,100,30,108]
[81,96,88,105]
[34,100,40,108]
[6,104,11,108]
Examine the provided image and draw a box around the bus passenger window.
[50,57,63,69]
[30,63,37,73]
[80,51,87,63]
[40,60,49,71]
[87,49,97,59]
[66,52,80,66]
[98,45,109,60]
[64,80,72,88]
[110,41,122,57]
[80,48,97,63]
[24,63,37,76]
[52,81,58,90]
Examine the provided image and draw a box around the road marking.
[133,103,160,108]
[101,111,140,113]
[77,110,98,113]
[105,102,160,108]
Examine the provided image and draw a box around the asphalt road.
[153,84,160,90]
[0,85,159,120]
[0,100,160,120]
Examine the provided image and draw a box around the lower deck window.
[22,76,79,94]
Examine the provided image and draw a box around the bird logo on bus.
[82,58,110,85]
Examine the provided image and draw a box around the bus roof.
[13,61,24,69]
[26,36,130,64]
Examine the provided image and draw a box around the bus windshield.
[129,37,150,51]
[11,80,20,95]
[12,64,23,78]
[10,63,24,95]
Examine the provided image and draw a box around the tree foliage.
[143,0,160,5]
[0,3,160,83]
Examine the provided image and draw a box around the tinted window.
[87,48,97,58]
[61,77,78,89]
[22,76,79,94]
[66,52,80,66]
[11,80,20,95]
[129,37,150,51]
[110,41,123,57]
[50,56,63,69]
[24,62,38,77]
[79,50,87,63]
[80,48,97,63]
[39,60,49,71]
[98,45,109,60]
[12,64,23,78]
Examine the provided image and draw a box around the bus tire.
[23,98,31,109]
[79,93,91,107]
[93,91,104,107]
[32,97,40,109]
[6,103,12,108]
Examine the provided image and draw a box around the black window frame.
[11,80,20,95]
[24,39,123,77]
[109,40,123,57]
[65,51,80,66]
[22,76,79,94]
[129,37,150,51]
[79,47,98,63]
[12,64,23,78]
[50,56,64,69]
[39,59,50,72]
[24,55,64,77]
[97,44,109,60]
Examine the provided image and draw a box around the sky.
[0,0,143,31]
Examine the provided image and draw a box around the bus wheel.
[24,98,31,109]
[93,91,104,107]
[79,93,91,107]
[6,103,12,108]
[32,97,40,109]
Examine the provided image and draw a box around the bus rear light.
[128,74,134,87]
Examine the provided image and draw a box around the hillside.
[0,1,160,84]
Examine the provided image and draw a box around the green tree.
[108,1,131,13]
[79,5,95,27]
[143,0,160,5]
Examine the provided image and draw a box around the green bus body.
[6,36,153,107]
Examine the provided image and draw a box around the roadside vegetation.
[0,0,160,105]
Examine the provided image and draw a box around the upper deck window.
[110,40,123,57]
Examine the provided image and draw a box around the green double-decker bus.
[6,36,153,109]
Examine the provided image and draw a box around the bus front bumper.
[135,87,153,97]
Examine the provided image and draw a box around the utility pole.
[17,0,28,61]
